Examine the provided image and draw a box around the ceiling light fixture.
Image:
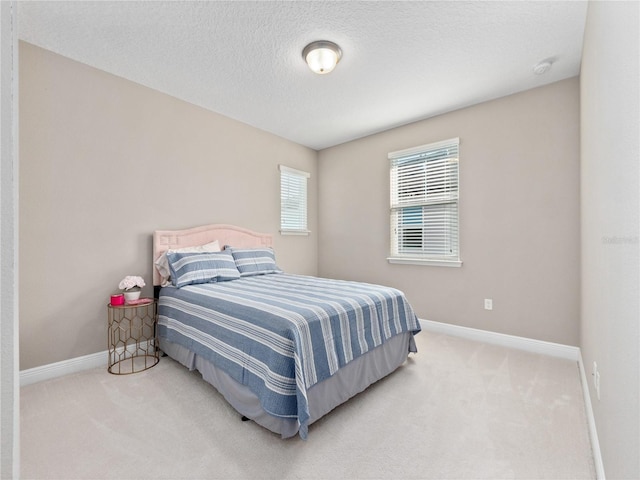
[302,40,342,75]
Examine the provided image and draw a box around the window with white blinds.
[388,138,461,267]
[279,165,310,235]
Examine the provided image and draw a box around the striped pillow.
[154,240,221,286]
[166,250,240,287]
[227,247,282,277]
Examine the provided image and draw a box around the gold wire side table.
[107,300,159,374]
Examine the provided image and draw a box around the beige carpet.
[21,331,596,479]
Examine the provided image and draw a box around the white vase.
[123,289,141,302]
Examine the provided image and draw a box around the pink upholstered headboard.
[152,224,273,286]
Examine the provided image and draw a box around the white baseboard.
[419,318,580,360]
[420,318,604,479]
[20,350,107,387]
[20,341,156,387]
[578,350,606,480]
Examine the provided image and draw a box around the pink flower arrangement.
[118,275,146,291]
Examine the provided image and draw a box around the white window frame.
[388,137,462,267]
[279,165,310,236]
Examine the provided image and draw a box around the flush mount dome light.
[302,40,342,74]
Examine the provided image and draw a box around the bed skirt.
[159,332,413,438]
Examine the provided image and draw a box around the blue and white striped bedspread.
[157,273,421,438]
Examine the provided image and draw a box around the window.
[388,137,461,267]
[279,165,310,235]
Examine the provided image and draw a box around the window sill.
[280,230,310,236]
[387,257,462,267]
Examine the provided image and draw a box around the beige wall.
[319,78,580,346]
[580,1,639,478]
[19,42,318,370]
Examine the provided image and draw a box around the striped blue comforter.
[157,273,421,438]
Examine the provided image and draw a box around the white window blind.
[389,138,461,266]
[279,165,310,235]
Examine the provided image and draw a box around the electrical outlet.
[592,361,601,400]
[484,298,493,310]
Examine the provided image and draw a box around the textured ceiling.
[18,1,588,150]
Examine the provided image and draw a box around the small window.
[279,165,310,235]
[388,138,461,267]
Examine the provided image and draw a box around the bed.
[153,224,421,439]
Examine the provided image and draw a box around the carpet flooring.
[20,330,596,479]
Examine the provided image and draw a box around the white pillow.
[155,240,221,286]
